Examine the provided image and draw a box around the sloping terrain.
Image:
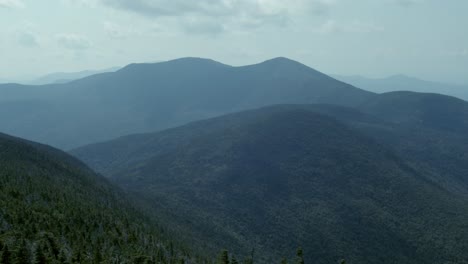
[0,133,198,263]
[333,74,468,101]
[72,105,468,264]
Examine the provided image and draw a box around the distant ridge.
[333,74,468,101]
[0,57,373,149]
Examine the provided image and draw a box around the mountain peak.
[164,57,231,68]
[262,56,298,63]
[246,57,331,80]
[119,57,230,73]
[258,57,308,68]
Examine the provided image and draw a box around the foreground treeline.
[0,241,339,264]
[0,133,206,264]
[215,248,345,264]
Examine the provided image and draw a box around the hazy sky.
[1,0,467,83]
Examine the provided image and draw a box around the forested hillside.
[72,105,468,264]
[0,133,200,263]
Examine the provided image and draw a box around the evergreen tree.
[71,249,82,263]
[243,258,253,264]
[14,240,29,264]
[93,247,103,263]
[1,244,11,264]
[45,235,59,259]
[34,246,47,264]
[218,249,229,264]
[169,242,175,259]
[156,247,166,263]
[296,247,304,264]
[243,248,255,264]
[231,255,239,264]
[281,257,288,264]
[58,249,68,264]
[339,259,346,264]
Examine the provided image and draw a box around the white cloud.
[0,0,25,8]
[346,21,385,33]
[10,21,40,48]
[444,49,468,58]
[103,21,130,38]
[317,20,384,34]
[17,31,39,47]
[102,0,334,17]
[392,0,424,7]
[101,0,336,34]
[60,0,98,8]
[179,16,225,35]
[57,34,92,50]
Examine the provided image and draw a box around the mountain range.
[2,56,468,263]
[29,67,121,85]
[0,57,372,149]
[0,67,120,86]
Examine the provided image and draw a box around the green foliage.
[0,133,205,264]
[1,244,11,264]
[218,250,229,264]
[34,245,47,264]
[14,239,30,264]
[73,105,468,264]
[296,248,304,264]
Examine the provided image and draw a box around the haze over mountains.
[2,57,466,151]
[0,68,120,86]
[0,57,373,149]
[2,0,468,262]
[67,59,468,262]
[2,56,468,263]
[334,74,468,101]
[30,67,121,85]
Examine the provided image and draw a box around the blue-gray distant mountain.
[0,57,373,149]
[30,67,121,85]
[72,102,468,264]
[333,74,468,101]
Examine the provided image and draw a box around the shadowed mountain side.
[358,91,468,133]
[72,105,468,264]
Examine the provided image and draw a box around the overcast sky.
[1,0,467,84]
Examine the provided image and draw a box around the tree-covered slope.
[72,106,468,264]
[0,57,373,149]
[358,91,468,133]
[0,133,198,264]
[351,92,468,195]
